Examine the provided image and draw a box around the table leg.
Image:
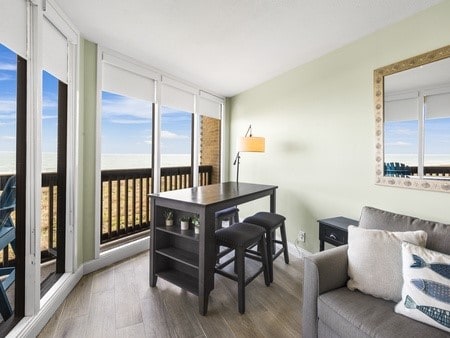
[270,189,276,213]
[320,240,324,252]
[199,291,210,316]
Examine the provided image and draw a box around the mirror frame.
[374,45,450,193]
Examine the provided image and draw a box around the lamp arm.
[244,124,252,137]
[233,151,241,183]
[233,151,240,165]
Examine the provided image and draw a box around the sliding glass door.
[0,42,26,334]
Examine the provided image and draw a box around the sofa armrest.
[302,245,349,338]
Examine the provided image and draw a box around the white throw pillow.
[347,226,427,302]
[395,242,450,333]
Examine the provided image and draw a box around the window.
[0,0,27,331]
[99,52,156,248]
[96,49,225,254]
[384,89,450,177]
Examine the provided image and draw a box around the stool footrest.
[215,267,265,286]
[216,256,235,270]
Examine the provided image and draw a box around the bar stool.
[215,222,270,314]
[243,212,289,283]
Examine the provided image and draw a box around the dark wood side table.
[318,216,358,251]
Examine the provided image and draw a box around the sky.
[101,92,192,155]
[1,43,192,160]
[384,118,450,155]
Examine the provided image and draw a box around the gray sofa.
[303,206,450,338]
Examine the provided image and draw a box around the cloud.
[394,128,416,136]
[110,118,150,124]
[42,115,57,120]
[43,97,58,109]
[0,62,16,71]
[0,99,16,114]
[386,141,412,147]
[161,130,188,140]
[1,136,15,141]
[102,95,152,120]
[0,74,12,81]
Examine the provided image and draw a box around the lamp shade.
[238,136,265,152]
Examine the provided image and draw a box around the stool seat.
[215,222,264,248]
[243,212,285,230]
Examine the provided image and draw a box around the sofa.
[302,206,450,338]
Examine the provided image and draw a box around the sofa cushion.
[347,226,427,302]
[395,242,450,332]
[318,287,449,338]
[359,206,450,255]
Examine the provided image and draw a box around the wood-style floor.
[38,251,304,337]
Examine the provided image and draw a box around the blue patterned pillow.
[395,242,450,333]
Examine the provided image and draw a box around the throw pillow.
[347,226,427,302]
[395,242,450,333]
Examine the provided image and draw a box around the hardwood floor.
[38,251,304,338]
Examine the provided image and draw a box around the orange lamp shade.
[238,136,265,152]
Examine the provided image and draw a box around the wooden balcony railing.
[0,165,213,265]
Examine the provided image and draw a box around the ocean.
[0,152,191,174]
[384,154,450,167]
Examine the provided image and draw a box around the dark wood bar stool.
[215,222,270,314]
[243,212,289,283]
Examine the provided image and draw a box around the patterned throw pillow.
[347,226,427,302]
[395,242,450,333]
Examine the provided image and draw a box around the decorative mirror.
[374,45,450,192]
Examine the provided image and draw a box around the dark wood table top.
[150,182,277,206]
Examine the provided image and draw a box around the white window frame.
[27,0,79,317]
[95,47,225,258]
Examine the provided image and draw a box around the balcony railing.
[0,165,212,266]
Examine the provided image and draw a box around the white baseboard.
[83,236,149,275]
[8,267,83,338]
[288,240,311,258]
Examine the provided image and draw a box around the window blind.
[425,91,450,119]
[161,83,195,114]
[102,62,156,102]
[42,18,68,82]
[0,0,27,58]
[198,91,222,119]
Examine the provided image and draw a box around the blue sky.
[101,92,192,155]
[385,118,450,156]
[1,43,192,157]
[0,44,17,152]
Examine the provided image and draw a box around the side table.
[318,216,358,251]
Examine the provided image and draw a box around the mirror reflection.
[384,57,450,179]
[374,45,450,192]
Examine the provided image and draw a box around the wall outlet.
[297,230,306,243]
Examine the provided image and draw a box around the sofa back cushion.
[359,206,450,255]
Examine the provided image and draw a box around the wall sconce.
[233,125,265,183]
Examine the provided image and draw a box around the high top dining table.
[149,182,278,315]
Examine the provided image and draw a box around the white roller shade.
[425,92,450,119]
[384,92,419,121]
[43,18,68,83]
[103,63,155,102]
[198,91,223,119]
[161,84,194,114]
[0,0,27,57]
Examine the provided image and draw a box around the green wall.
[229,2,450,253]
[78,39,97,265]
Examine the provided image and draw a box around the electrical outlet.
[297,230,306,243]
